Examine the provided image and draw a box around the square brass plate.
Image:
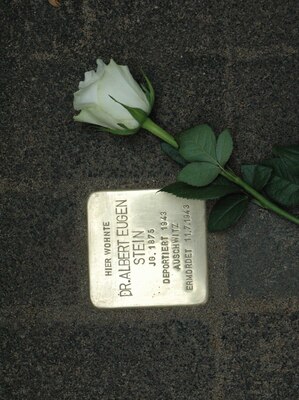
[88,189,207,308]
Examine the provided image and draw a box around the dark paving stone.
[226,55,299,168]
[220,312,299,400]
[227,205,299,298]
[0,189,88,306]
[1,1,227,186]
[225,0,298,48]
[0,319,213,400]
[1,0,299,398]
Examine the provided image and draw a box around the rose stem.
[221,169,299,225]
[142,117,179,149]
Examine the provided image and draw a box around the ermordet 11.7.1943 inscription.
[88,189,207,308]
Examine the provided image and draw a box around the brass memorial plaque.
[88,189,207,308]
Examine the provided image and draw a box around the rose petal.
[74,108,121,130]
[73,81,99,110]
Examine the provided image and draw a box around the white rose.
[73,59,152,132]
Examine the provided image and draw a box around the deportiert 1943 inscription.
[88,189,207,308]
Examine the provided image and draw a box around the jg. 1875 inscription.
[88,189,207,308]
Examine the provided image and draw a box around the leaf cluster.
[262,146,299,207]
[161,125,299,231]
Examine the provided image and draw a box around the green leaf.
[208,194,249,232]
[160,177,240,200]
[216,129,233,166]
[265,176,299,207]
[161,143,187,166]
[262,158,299,207]
[179,124,217,164]
[272,145,299,165]
[241,164,272,190]
[263,158,299,184]
[178,162,220,187]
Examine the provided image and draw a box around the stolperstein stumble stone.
[87,189,207,308]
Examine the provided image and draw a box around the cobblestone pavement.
[1,1,298,399]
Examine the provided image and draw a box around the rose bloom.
[73,59,151,132]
